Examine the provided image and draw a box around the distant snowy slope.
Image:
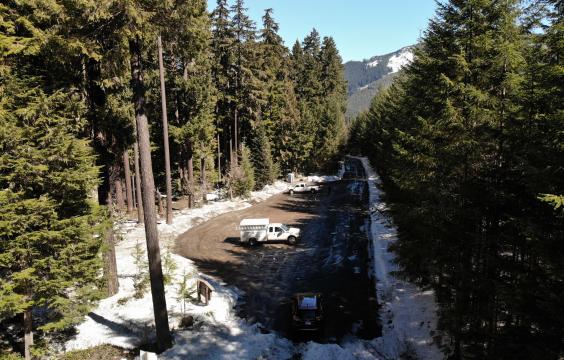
[387,48,414,73]
[345,46,415,118]
[367,59,379,68]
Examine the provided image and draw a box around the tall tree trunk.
[157,188,164,216]
[187,143,194,208]
[129,36,172,352]
[104,192,119,295]
[182,62,195,209]
[229,137,233,165]
[233,108,238,165]
[201,156,207,204]
[157,35,173,225]
[134,142,144,224]
[115,177,125,210]
[217,132,221,182]
[123,151,134,213]
[23,287,33,360]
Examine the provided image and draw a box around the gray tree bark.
[115,177,125,210]
[134,142,144,224]
[129,36,172,352]
[157,35,173,225]
[201,156,207,204]
[104,192,119,296]
[123,151,134,213]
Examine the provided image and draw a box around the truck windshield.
[298,309,317,320]
[280,224,289,231]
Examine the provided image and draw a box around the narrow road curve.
[175,159,379,342]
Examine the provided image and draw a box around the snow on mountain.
[345,45,415,118]
[387,49,414,73]
[367,59,379,68]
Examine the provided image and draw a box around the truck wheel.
[249,238,257,247]
[310,188,316,194]
[287,236,297,245]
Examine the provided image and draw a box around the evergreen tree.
[313,36,348,170]
[250,124,277,189]
[226,144,255,197]
[355,1,564,358]
[256,9,301,174]
[300,29,323,102]
[230,0,261,152]
[157,0,217,206]
[290,40,306,100]
[0,78,102,359]
[211,0,236,167]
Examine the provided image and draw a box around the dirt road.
[175,159,379,342]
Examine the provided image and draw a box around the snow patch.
[367,59,379,68]
[351,156,446,359]
[307,175,341,183]
[300,342,358,360]
[64,181,290,353]
[64,166,446,359]
[387,50,414,73]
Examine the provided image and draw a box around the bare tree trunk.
[123,151,134,213]
[129,36,172,352]
[131,174,137,208]
[134,142,144,224]
[188,144,194,208]
[217,132,221,182]
[201,156,207,204]
[104,192,119,296]
[157,189,164,216]
[229,137,233,165]
[182,62,195,209]
[23,293,33,360]
[233,108,238,165]
[157,35,173,225]
[115,177,125,210]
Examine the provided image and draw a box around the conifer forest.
[0,0,562,359]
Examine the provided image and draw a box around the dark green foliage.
[226,144,255,198]
[210,5,347,176]
[152,0,217,199]
[0,78,103,331]
[1,0,352,355]
[351,0,564,358]
[345,72,399,119]
[288,30,348,172]
[250,125,278,189]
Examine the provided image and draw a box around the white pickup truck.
[289,182,320,194]
[238,218,301,246]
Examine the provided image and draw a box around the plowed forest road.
[175,158,379,342]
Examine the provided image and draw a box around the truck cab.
[289,182,320,194]
[239,218,301,246]
[267,223,300,243]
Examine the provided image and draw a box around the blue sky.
[206,0,438,62]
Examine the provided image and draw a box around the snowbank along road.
[175,158,379,342]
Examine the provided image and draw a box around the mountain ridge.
[345,45,414,118]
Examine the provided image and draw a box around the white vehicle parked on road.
[288,182,320,194]
[238,218,301,246]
